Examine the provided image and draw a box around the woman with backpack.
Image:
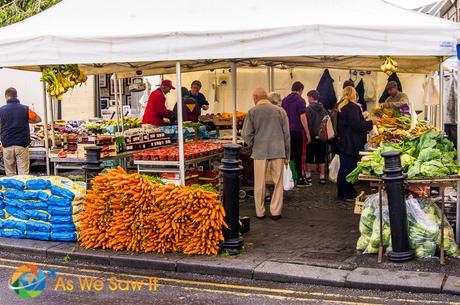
[305,90,328,184]
[336,86,376,202]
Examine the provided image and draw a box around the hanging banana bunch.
[380,56,398,76]
[41,64,88,101]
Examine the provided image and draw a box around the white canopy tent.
[0,0,459,240]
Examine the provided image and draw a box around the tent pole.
[176,61,185,185]
[439,57,444,130]
[42,81,50,175]
[267,66,272,91]
[49,95,56,148]
[456,52,460,244]
[118,78,125,133]
[270,66,275,91]
[111,74,120,133]
[231,62,237,144]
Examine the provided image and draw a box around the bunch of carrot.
[78,167,227,255]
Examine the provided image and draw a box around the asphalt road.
[0,255,459,305]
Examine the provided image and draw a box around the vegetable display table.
[359,174,460,265]
[134,153,222,175]
[50,148,156,175]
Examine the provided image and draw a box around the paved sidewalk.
[1,180,460,295]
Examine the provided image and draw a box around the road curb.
[0,237,456,295]
[254,261,349,287]
[345,267,445,293]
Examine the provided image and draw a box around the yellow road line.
[179,286,385,305]
[0,263,383,305]
[0,257,457,305]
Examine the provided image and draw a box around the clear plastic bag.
[328,155,339,183]
[357,193,459,258]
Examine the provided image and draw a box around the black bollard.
[219,143,244,255]
[382,151,415,262]
[82,146,102,190]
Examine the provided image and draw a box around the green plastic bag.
[289,160,298,181]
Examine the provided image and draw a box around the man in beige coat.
[242,88,290,220]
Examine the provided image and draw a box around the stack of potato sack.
[0,176,85,241]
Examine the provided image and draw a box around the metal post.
[456,47,460,244]
[42,82,50,175]
[111,74,120,133]
[94,75,100,118]
[231,62,237,144]
[267,66,272,91]
[382,151,415,262]
[176,61,185,185]
[82,146,102,190]
[219,143,244,255]
[270,66,275,92]
[440,58,444,130]
[118,78,125,133]
[49,95,56,148]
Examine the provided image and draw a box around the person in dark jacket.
[316,69,337,110]
[305,90,328,184]
[336,86,375,201]
[0,88,41,176]
[173,87,201,123]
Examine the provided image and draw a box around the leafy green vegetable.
[347,130,460,182]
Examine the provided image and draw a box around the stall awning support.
[456,43,460,244]
[176,61,185,184]
[439,57,444,130]
[42,81,50,176]
[231,62,237,144]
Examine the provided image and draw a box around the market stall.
[347,107,460,263]
[0,0,458,254]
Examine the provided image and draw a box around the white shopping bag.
[283,164,295,191]
[328,155,340,183]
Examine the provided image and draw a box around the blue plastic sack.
[48,206,72,216]
[4,199,19,208]
[4,190,39,201]
[20,200,48,210]
[26,220,51,233]
[37,191,49,201]
[2,218,27,232]
[1,228,24,238]
[51,223,75,232]
[26,179,51,190]
[51,231,77,242]
[5,206,28,220]
[50,215,73,224]
[26,231,50,241]
[50,186,75,200]
[1,179,25,190]
[25,210,49,222]
[48,196,71,207]
[0,209,5,219]
[0,200,4,209]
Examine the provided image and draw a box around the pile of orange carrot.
[78,167,227,255]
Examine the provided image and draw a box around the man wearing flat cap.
[383,81,410,115]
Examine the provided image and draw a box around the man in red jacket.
[142,79,175,126]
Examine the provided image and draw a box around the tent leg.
[176,61,185,185]
[118,78,125,133]
[270,66,275,92]
[440,58,444,130]
[267,66,272,92]
[231,62,237,144]
[42,82,50,176]
[456,55,460,245]
[111,74,120,133]
[49,95,56,148]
